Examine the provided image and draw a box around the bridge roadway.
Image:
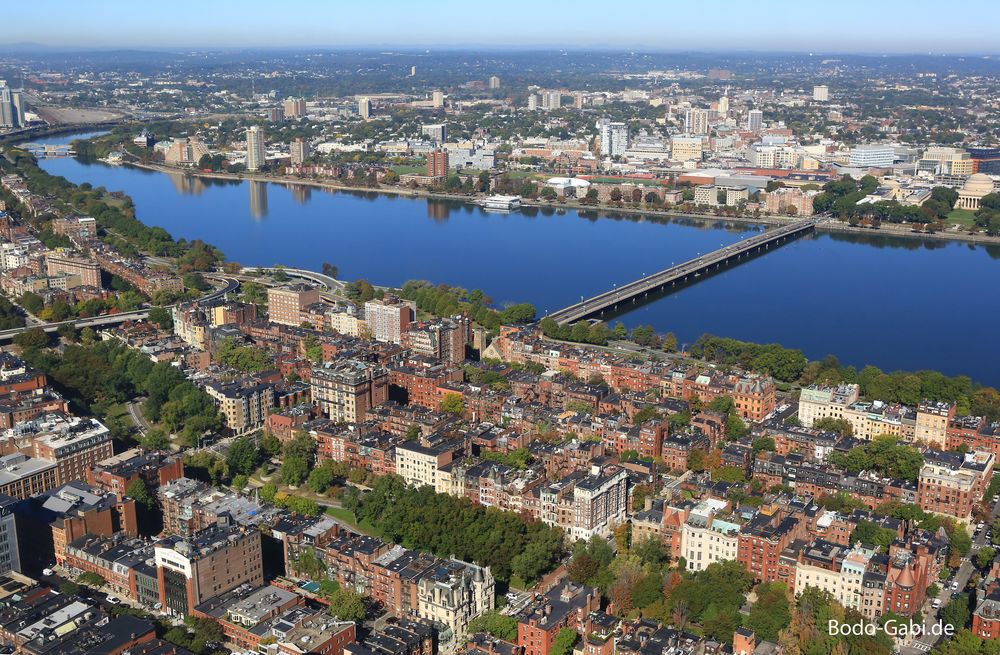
[0,277,240,342]
[549,219,816,324]
[240,266,343,291]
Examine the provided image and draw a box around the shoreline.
[125,161,1000,246]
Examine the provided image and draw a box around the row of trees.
[827,435,924,482]
[398,280,536,330]
[21,340,221,444]
[342,473,564,584]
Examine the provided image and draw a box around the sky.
[4,0,999,54]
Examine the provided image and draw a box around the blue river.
[32,132,1000,385]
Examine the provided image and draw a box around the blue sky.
[5,0,998,53]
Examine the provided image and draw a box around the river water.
[32,132,1000,384]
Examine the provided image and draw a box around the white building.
[245,126,266,172]
[813,85,830,102]
[685,108,709,135]
[747,109,763,132]
[597,119,628,157]
[681,499,739,572]
[849,144,896,169]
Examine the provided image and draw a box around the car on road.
[932,598,942,609]
[106,595,121,604]
[42,568,53,576]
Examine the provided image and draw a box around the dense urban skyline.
[3,0,1000,53]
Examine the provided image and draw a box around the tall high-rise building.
[527,93,538,111]
[543,91,561,110]
[597,118,629,157]
[358,97,371,119]
[718,95,730,115]
[0,85,24,129]
[427,148,449,177]
[684,108,709,135]
[245,126,266,172]
[410,65,417,76]
[267,106,285,122]
[813,85,830,102]
[432,91,444,108]
[747,109,763,132]
[574,92,585,109]
[290,137,309,165]
[421,123,446,143]
[365,296,415,344]
[282,97,308,118]
[488,75,501,90]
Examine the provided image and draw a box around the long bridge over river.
[548,218,817,324]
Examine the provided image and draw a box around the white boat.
[479,195,521,211]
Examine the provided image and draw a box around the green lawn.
[105,403,135,428]
[946,209,978,227]
[391,165,426,175]
[325,506,382,537]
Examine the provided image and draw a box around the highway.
[548,218,816,324]
[0,276,239,342]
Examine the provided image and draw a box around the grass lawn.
[325,506,383,537]
[105,403,135,428]
[946,209,978,227]
[391,165,426,175]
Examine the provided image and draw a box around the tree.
[813,417,854,436]
[662,332,677,352]
[321,262,339,279]
[849,520,897,551]
[147,306,173,330]
[226,436,260,475]
[468,611,518,641]
[550,629,578,655]
[633,536,668,568]
[949,528,972,558]
[328,588,366,621]
[940,594,970,632]
[976,546,996,569]
[308,464,337,493]
[125,478,155,510]
[260,432,282,458]
[746,582,791,641]
[13,327,48,350]
[540,186,557,200]
[440,392,466,416]
[281,456,310,486]
[78,571,105,587]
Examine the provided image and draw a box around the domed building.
[955,173,997,210]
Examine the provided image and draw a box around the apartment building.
[517,582,600,655]
[914,401,955,448]
[395,439,459,489]
[539,464,628,541]
[155,525,264,616]
[402,318,468,365]
[365,297,415,344]
[87,448,184,499]
[311,360,389,423]
[793,541,875,612]
[0,453,57,499]
[268,284,321,326]
[681,499,740,572]
[415,559,494,647]
[797,384,860,427]
[204,379,274,436]
[44,252,102,288]
[917,449,994,520]
[29,416,114,486]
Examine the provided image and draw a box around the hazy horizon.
[3,0,998,55]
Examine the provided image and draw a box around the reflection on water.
[29,138,1000,383]
[288,184,311,205]
[249,181,268,220]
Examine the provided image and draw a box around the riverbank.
[125,160,1000,246]
[816,220,1000,245]
[123,160,789,229]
